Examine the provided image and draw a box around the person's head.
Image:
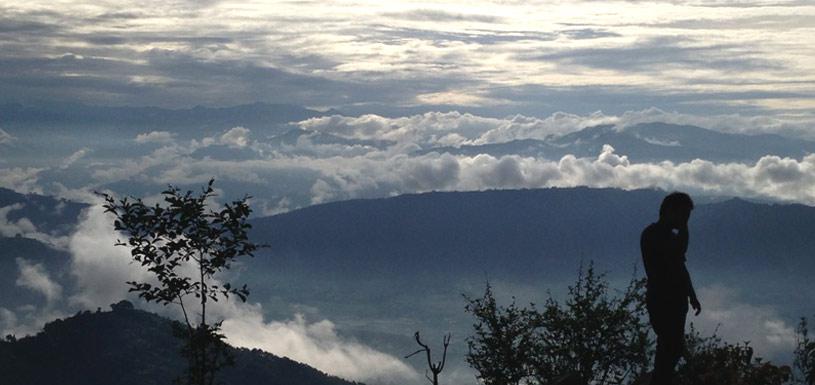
[659,192,694,228]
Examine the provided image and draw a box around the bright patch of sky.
[1,0,813,120]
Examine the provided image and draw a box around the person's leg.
[650,308,687,385]
[662,311,687,384]
[649,307,669,385]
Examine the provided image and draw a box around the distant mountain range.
[420,122,815,163]
[0,300,360,385]
[249,187,815,282]
[4,102,813,165]
[0,102,338,132]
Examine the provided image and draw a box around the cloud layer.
[1,0,813,120]
[3,108,815,212]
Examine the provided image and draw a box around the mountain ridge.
[0,300,361,385]
[420,122,815,163]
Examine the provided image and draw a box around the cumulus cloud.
[15,258,63,303]
[0,204,37,235]
[220,126,251,148]
[9,110,815,213]
[108,133,815,209]
[691,285,798,360]
[135,131,176,144]
[67,204,149,308]
[220,304,418,384]
[0,167,44,194]
[298,112,506,148]
[230,145,815,205]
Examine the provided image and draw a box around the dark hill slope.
[0,302,360,385]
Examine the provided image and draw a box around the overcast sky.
[1,0,814,120]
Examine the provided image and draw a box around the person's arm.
[678,224,701,315]
[684,264,701,316]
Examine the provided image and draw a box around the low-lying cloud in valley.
[693,285,798,362]
[221,307,418,384]
[3,201,418,384]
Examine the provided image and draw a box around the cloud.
[523,36,780,73]
[0,128,15,144]
[0,167,44,194]
[135,131,176,144]
[0,204,36,235]
[15,258,63,303]
[220,303,418,384]
[60,148,90,169]
[67,204,149,308]
[220,126,251,148]
[0,203,69,249]
[383,9,503,23]
[1,0,812,116]
[69,109,815,209]
[300,108,815,147]
[691,285,797,361]
[0,305,65,338]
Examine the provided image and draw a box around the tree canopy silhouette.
[465,263,649,385]
[100,179,263,385]
[464,262,797,385]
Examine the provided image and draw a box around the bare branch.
[439,333,451,372]
[405,349,425,359]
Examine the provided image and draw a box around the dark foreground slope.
[0,301,360,385]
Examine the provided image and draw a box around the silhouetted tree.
[405,331,451,385]
[796,317,815,385]
[464,283,539,385]
[464,263,650,385]
[675,324,791,385]
[100,179,262,385]
[532,264,650,385]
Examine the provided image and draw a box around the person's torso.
[641,222,689,307]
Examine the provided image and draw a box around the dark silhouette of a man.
[641,192,701,385]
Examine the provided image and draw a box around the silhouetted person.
[641,192,701,385]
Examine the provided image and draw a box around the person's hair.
[659,192,694,218]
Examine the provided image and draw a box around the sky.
[1,0,814,121]
[1,1,815,384]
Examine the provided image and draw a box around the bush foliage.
[465,262,800,385]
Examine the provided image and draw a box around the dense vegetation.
[464,263,815,385]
